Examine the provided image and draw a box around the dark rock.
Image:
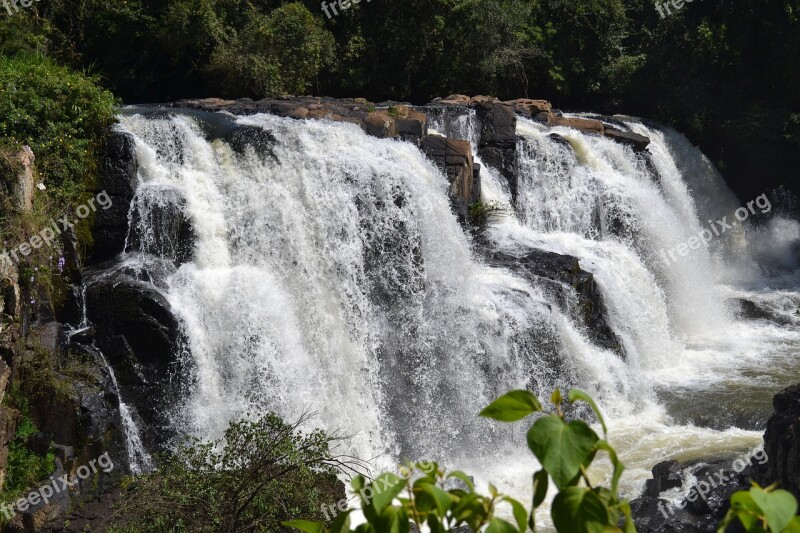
[92,131,138,263]
[474,101,517,148]
[760,383,800,498]
[421,135,475,222]
[604,127,651,152]
[477,145,518,201]
[481,247,624,356]
[731,298,794,326]
[224,125,277,157]
[646,460,683,498]
[26,432,53,456]
[127,188,195,266]
[85,274,183,451]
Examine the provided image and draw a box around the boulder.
[645,460,683,498]
[421,135,475,221]
[481,248,624,356]
[92,132,138,263]
[549,115,605,135]
[127,188,195,266]
[85,274,183,451]
[504,99,552,118]
[604,127,651,152]
[474,101,517,148]
[760,383,800,498]
[363,110,397,139]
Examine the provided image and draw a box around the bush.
[0,391,55,513]
[108,413,347,532]
[0,54,117,208]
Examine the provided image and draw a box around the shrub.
[0,54,117,208]
[108,413,347,532]
[0,390,56,512]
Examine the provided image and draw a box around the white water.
[115,109,800,525]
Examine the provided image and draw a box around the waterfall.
[113,107,800,512]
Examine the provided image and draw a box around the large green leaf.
[480,390,543,422]
[370,472,407,513]
[527,415,599,489]
[551,487,609,533]
[751,486,798,532]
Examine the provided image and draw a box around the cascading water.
[112,106,800,524]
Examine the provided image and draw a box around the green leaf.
[370,472,407,513]
[533,469,549,508]
[502,496,528,533]
[596,440,624,494]
[551,389,563,406]
[480,390,543,422]
[750,486,798,532]
[447,470,475,492]
[551,487,610,533]
[283,520,324,533]
[415,482,452,516]
[527,415,599,489]
[567,389,607,437]
[785,516,800,533]
[486,517,520,533]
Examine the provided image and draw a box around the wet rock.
[481,247,624,356]
[760,383,800,497]
[26,432,53,456]
[645,460,683,498]
[0,406,19,490]
[86,274,182,451]
[604,127,651,152]
[92,131,138,263]
[127,188,195,266]
[549,115,605,135]
[474,101,517,148]
[421,135,475,221]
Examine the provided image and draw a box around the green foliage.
[206,3,336,97]
[0,54,117,208]
[0,390,55,511]
[468,201,509,229]
[286,389,633,533]
[719,484,800,532]
[108,413,343,533]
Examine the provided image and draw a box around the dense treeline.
[1,0,799,200]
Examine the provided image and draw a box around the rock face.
[481,247,624,356]
[127,189,195,266]
[631,456,759,532]
[85,272,183,451]
[92,131,139,263]
[760,383,800,497]
[421,135,477,221]
[604,127,651,152]
[12,146,35,211]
